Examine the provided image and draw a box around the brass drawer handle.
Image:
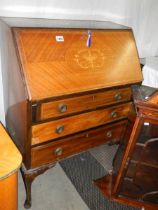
[54,147,63,156]
[106,131,112,138]
[58,103,67,113]
[111,111,118,118]
[56,125,64,134]
[114,92,122,101]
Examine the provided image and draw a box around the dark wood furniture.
[95,85,158,210]
[5,21,142,208]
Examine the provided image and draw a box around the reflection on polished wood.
[32,103,132,145]
[39,87,132,121]
[0,124,22,180]
[14,28,142,101]
[31,120,127,168]
[95,86,158,210]
[6,24,142,208]
[0,123,22,210]
[0,173,18,210]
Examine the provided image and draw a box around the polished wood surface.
[147,92,158,104]
[5,28,30,168]
[39,87,132,121]
[95,86,158,210]
[32,103,132,145]
[13,28,142,101]
[0,173,18,210]
[0,124,22,180]
[95,175,158,210]
[31,120,127,168]
[0,124,22,210]
[4,24,142,208]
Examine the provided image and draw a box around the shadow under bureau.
[5,21,142,208]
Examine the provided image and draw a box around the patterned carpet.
[60,144,140,210]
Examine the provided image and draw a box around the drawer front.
[140,108,158,120]
[32,102,132,145]
[37,87,132,121]
[31,121,127,168]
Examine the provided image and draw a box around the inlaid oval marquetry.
[14,28,142,100]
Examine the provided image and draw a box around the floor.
[18,144,118,210]
[18,163,90,210]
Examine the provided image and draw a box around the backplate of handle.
[54,147,63,156]
[111,111,118,118]
[58,103,67,113]
[56,125,64,134]
[106,130,113,138]
[114,92,122,101]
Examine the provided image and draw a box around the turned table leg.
[21,163,55,209]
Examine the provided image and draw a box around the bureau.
[5,21,142,208]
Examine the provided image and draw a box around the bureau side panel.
[2,24,31,168]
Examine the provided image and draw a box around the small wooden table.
[0,123,22,210]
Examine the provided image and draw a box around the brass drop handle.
[106,131,112,138]
[54,147,63,156]
[56,125,64,134]
[114,92,122,101]
[111,111,118,118]
[58,103,67,113]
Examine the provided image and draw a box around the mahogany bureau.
[5,21,142,208]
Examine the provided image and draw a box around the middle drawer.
[32,102,132,145]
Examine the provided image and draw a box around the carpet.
[60,148,140,210]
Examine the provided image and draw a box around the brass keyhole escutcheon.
[58,103,67,113]
[56,125,64,134]
[114,93,122,101]
[54,147,63,156]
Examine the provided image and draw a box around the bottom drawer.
[31,120,127,168]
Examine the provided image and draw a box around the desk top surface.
[133,85,158,107]
[13,28,142,101]
[0,124,22,180]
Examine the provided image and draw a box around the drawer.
[31,120,127,168]
[140,109,158,120]
[32,102,132,145]
[36,87,132,121]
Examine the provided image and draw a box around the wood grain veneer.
[95,86,158,210]
[38,87,132,121]
[4,23,142,208]
[0,173,18,210]
[32,102,132,145]
[13,28,142,101]
[31,120,127,168]
[0,124,22,180]
[0,124,22,210]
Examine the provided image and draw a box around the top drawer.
[36,87,132,121]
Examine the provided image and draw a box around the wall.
[0,20,10,125]
[0,0,158,58]
[0,0,158,124]
[0,49,5,125]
